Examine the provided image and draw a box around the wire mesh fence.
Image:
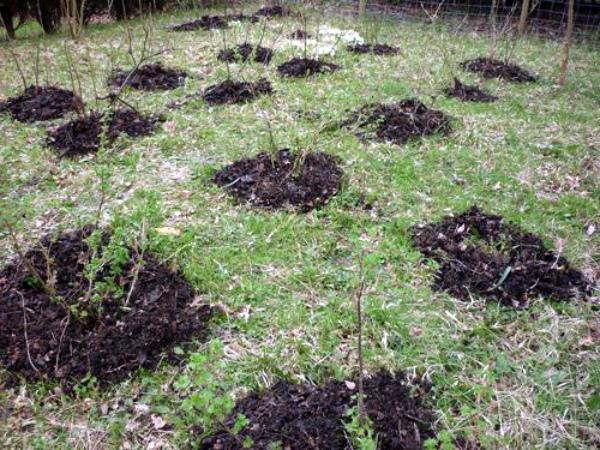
[322,0,600,45]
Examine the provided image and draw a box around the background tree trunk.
[518,0,531,35]
[559,0,575,85]
[359,0,366,16]
[0,5,15,39]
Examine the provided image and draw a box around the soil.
[412,206,593,308]
[0,226,212,386]
[445,78,498,102]
[277,57,339,78]
[213,149,343,211]
[217,43,273,65]
[254,6,293,17]
[0,86,83,123]
[347,43,399,55]
[460,57,537,82]
[199,371,435,450]
[202,79,273,105]
[289,29,311,39]
[342,99,452,146]
[108,63,188,91]
[171,15,229,31]
[46,109,159,157]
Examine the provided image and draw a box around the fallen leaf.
[151,414,167,430]
[345,380,356,390]
[155,227,181,236]
[586,223,596,236]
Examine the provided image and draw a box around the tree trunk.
[359,0,366,17]
[0,6,15,39]
[559,0,575,86]
[518,0,531,35]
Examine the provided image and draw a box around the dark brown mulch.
[254,5,293,17]
[277,57,339,78]
[217,43,273,65]
[46,109,159,157]
[0,226,212,387]
[202,79,273,105]
[108,63,188,91]
[223,13,259,23]
[199,372,435,450]
[347,43,399,55]
[460,57,537,82]
[445,78,498,102]
[342,99,452,146]
[412,206,593,308]
[214,149,343,211]
[171,15,229,31]
[289,29,311,39]
[0,86,83,123]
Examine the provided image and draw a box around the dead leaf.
[586,223,596,236]
[151,414,167,430]
[345,380,356,390]
[155,227,181,236]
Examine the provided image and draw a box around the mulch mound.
[46,109,159,157]
[290,29,311,39]
[0,226,212,386]
[347,43,399,55]
[214,149,343,211]
[217,43,273,65]
[171,15,229,31]
[412,206,593,308]
[108,63,188,91]
[0,86,83,123]
[200,372,435,450]
[277,57,339,77]
[254,6,292,17]
[342,99,451,146]
[223,14,259,23]
[203,79,273,105]
[460,57,537,82]
[445,78,498,102]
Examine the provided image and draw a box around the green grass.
[1,4,599,449]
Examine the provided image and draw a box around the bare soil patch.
[445,78,498,102]
[347,43,399,55]
[217,43,273,65]
[214,149,343,211]
[108,63,188,91]
[0,86,83,123]
[460,57,537,82]
[412,206,593,307]
[277,57,339,77]
[203,79,273,105]
[0,226,212,387]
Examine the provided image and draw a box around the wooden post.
[517,0,531,35]
[559,0,575,86]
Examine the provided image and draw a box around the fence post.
[559,0,575,86]
[518,0,531,35]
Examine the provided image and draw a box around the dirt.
[199,371,435,450]
[108,63,188,91]
[46,109,159,157]
[0,86,83,123]
[203,79,273,105]
[277,57,339,78]
[217,43,273,65]
[290,29,311,39]
[213,149,343,211]
[347,43,399,55]
[412,206,593,308]
[342,99,452,146]
[460,57,537,82]
[171,15,229,31]
[254,5,293,17]
[445,78,498,102]
[0,226,212,387]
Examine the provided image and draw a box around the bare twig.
[16,290,40,374]
[356,251,367,424]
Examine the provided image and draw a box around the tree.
[559,0,575,85]
[517,0,531,35]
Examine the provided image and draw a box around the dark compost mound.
[0,86,83,123]
[217,43,273,65]
[347,43,399,55]
[343,99,451,146]
[171,15,228,31]
[277,57,339,78]
[460,57,537,82]
[214,149,343,211]
[445,78,498,102]
[412,206,593,307]
[108,63,187,91]
[46,109,159,157]
[289,29,311,39]
[200,372,435,450]
[0,226,212,386]
[203,79,273,105]
[254,5,292,17]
